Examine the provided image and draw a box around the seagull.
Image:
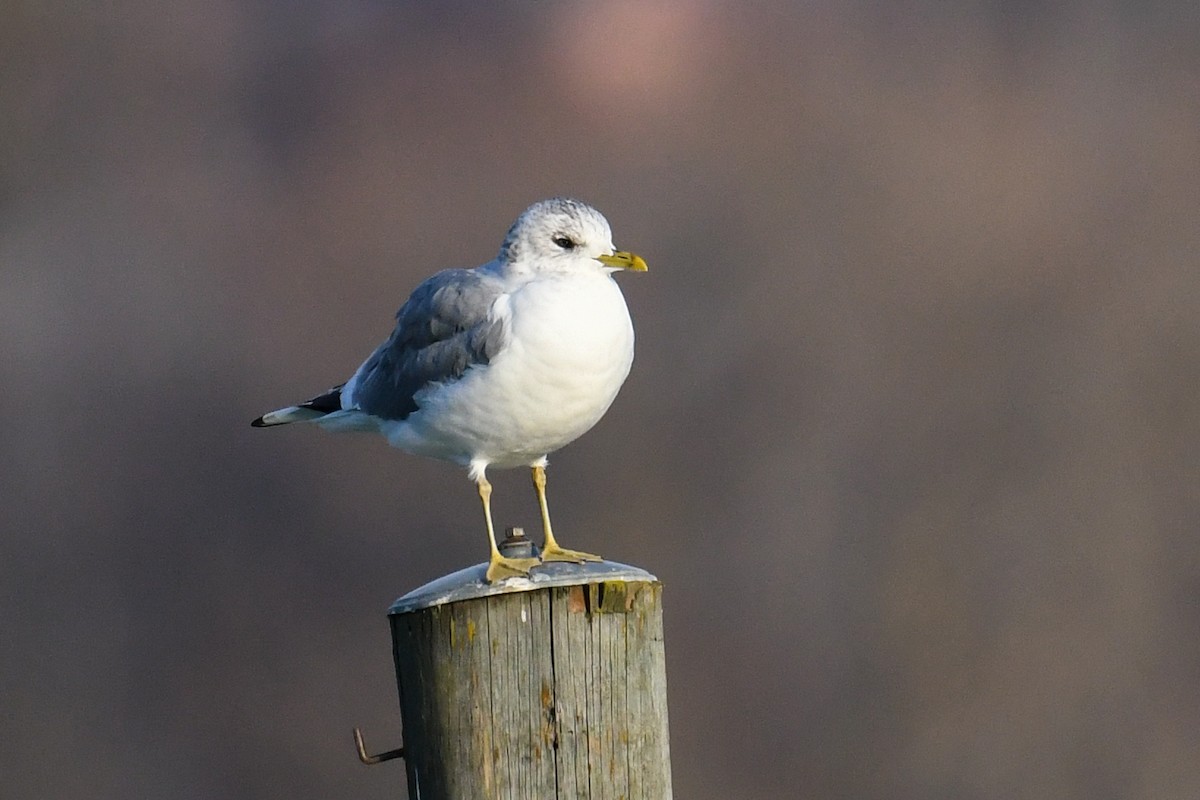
[252,198,647,582]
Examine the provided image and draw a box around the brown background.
[3,2,1198,798]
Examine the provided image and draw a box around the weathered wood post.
[363,528,672,799]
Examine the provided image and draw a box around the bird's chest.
[398,273,635,464]
[503,275,634,381]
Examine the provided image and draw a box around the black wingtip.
[250,416,267,428]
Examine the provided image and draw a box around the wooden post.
[385,531,672,799]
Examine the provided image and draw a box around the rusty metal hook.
[353,726,404,765]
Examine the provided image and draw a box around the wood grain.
[390,578,672,799]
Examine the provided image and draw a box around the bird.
[251,198,647,583]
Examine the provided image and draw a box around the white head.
[498,198,648,276]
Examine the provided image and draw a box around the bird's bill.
[596,251,648,272]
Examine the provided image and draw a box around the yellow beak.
[596,250,648,272]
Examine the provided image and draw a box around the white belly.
[383,272,635,469]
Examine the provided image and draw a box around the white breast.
[384,271,635,468]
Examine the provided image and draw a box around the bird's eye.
[552,235,575,250]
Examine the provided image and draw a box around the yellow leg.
[479,476,539,582]
[532,465,601,563]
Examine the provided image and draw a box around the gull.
[251,198,647,582]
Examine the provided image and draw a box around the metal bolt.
[499,526,536,559]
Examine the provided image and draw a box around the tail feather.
[251,385,344,428]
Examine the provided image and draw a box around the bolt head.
[499,526,536,558]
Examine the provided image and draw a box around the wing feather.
[348,268,509,421]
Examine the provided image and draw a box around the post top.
[389,559,659,615]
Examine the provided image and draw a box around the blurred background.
[3,1,1199,798]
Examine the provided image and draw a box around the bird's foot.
[485,553,541,583]
[540,544,603,564]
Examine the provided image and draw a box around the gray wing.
[348,268,509,421]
